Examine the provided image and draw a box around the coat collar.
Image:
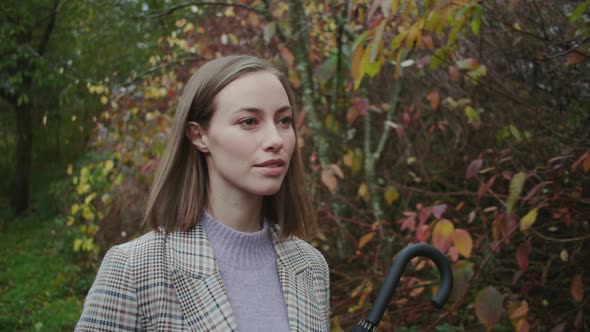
[167,223,314,332]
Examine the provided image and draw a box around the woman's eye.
[278,116,292,127]
[239,118,258,127]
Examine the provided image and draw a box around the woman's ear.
[186,121,209,153]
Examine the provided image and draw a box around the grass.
[0,163,93,331]
[0,207,91,331]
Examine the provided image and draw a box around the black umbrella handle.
[351,243,453,331]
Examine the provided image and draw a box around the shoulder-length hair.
[143,55,316,239]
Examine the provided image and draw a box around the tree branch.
[144,1,265,18]
[36,0,60,56]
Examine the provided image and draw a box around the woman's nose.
[263,124,284,152]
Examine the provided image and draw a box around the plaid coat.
[75,224,330,331]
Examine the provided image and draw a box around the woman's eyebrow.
[233,106,292,114]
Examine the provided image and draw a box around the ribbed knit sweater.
[201,212,291,331]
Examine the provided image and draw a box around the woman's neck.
[206,187,263,233]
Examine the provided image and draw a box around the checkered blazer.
[75,223,330,331]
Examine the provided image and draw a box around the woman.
[75,55,330,331]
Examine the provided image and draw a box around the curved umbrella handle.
[352,243,453,332]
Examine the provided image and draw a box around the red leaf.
[400,215,416,231]
[523,181,549,201]
[466,159,483,179]
[354,97,369,115]
[477,175,497,201]
[516,243,530,272]
[403,112,411,125]
[432,204,448,219]
[347,106,360,125]
[448,246,459,262]
[419,206,432,224]
[416,224,430,242]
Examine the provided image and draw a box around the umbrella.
[351,243,453,331]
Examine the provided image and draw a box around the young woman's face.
[197,71,296,198]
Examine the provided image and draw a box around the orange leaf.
[426,90,440,110]
[566,52,585,65]
[475,286,503,330]
[509,300,529,321]
[452,229,473,258]
[432,219,454,253]
[584,153,590,173]
[279,46,295,69]
[358,232,375,249]
[351,45,364,81]
[321,168,338,192]
[571,273,584,303]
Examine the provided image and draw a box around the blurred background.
[1,0,589,330]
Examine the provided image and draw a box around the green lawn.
[0,208,89,331]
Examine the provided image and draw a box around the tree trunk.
[11,104,33,214]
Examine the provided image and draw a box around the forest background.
[1,0,589,331]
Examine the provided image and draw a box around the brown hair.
[143,55,316,239]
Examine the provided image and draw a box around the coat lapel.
[272,228,324,331]
[168,225,238,332]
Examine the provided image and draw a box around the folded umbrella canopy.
[351,243,454,332]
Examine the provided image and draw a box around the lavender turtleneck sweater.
[201,213,291,332]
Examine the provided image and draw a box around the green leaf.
[465,106,480,124]
[475,286,504,330]
[471,5,483,35]
[507,172,526,213]
[570,1,589,24]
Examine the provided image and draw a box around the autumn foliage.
[61,0,589,331]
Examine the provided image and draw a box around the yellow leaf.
[67,164,73,176]
[82,206,95,221]
[66,216,75,226]
[100,96,108,105]
[358,183,370,202]
[343,150,353,167]
[432,219,454,253]
[183,22,194,33]
[84,193,97,205]
[384,185,400,205]
[101,194,112,205]
[70,204,79,215]
[358,232,374,249]
[73,238,83,252]
[104,160,114,173]
[520,208,538,232]
[452,229,473,258]
[76,183,90,195]
[114,173,123,185]
[507,172,526,213]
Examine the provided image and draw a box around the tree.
[0,0,180,214]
